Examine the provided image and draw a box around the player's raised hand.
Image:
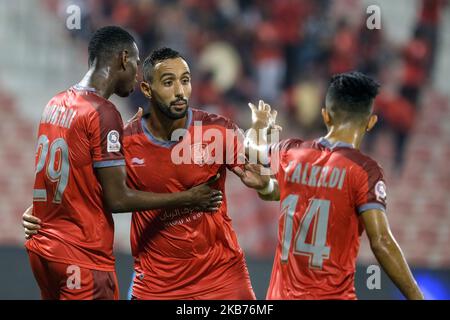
[232,164,270,190]
[248,100,282,133]
[22,205,41,239]
[187,174,223,212]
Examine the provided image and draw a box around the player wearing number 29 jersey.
[26,85,125,272]
[266,137,386,299]
[23,26,140,300]
[24,28,224,300]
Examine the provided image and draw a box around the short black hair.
[142,47,182,82]
[325,71,380,121]
[88,26,136,67]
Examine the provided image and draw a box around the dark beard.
[152,97,188,120]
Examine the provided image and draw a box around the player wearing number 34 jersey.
[27,85,125,271]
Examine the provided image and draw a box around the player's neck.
[324,125,365,150]
[146,106,187,141]
[78,66,115,99]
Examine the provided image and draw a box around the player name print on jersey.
[40,104,77,129]
[284,161,346,190]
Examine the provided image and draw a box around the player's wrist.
[181,189,195,207]
[257,178,275,195]
[250,125,269,136]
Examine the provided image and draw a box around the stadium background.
[0,0,449,299]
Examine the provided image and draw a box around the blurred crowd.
[45,0,447,171]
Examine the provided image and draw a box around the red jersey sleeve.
[353,160,387,214]
[88,102,125,168]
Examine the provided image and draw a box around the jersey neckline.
[317,137,355,150]
[72,84,110,102]
[73,84,97,92]
[140,108,193,148]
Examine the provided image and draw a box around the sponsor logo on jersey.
[131,157,145,165]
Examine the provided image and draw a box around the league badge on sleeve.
[375,180,387,202]
[107,130,121,152]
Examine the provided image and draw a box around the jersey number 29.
[281,194,331,269]
[33,134,69,204]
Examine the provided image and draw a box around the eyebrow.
[159,71,191,80]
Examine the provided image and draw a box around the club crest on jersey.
[191,142,211,166]
[375,180,387,202]
[107,130,121,152]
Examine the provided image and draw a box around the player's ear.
[366,114,378,132]
[140,81,152,99]
[321,108,332,126]
[120,50,129,71]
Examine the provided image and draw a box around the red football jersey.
[266,137,387,300]
[124,108,255,299]
[26,85,125,271]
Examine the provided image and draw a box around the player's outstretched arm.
[96,166,223,213]
[245,100,281,165]
[361,209,424,300]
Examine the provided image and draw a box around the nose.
[174,81,184,98]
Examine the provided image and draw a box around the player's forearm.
[247,126,269,146]
[245,127,270,165]
[96,166,193,213]
[370,236,424,300]
[107,188,191,213]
